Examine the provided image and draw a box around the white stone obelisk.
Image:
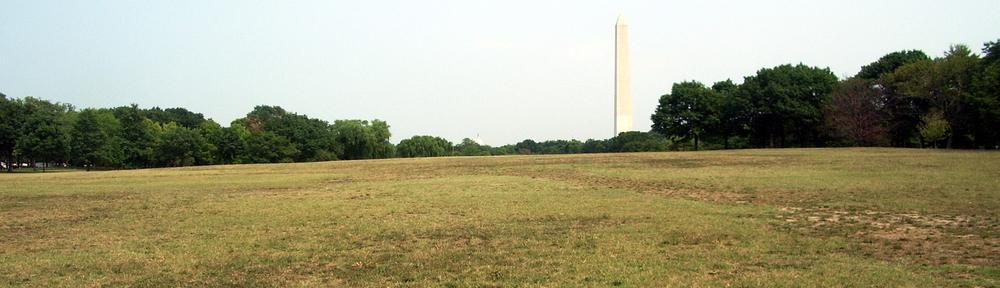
[614,15,633,136]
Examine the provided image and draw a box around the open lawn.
[2,148,998,287]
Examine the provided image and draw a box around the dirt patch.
[777,207,1000,266]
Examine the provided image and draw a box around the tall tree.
[113,104,157,167]
[211,124,249,164]
[0,96,25,172]
[652,81,720,150]
[610,131,669,152]
[332,119,393,160]
[154,123,215,167]
[712,80,750,149]
[239,106,340,161]
[397,135,453,158]
[242,131,298,163]
[741,64,838,147]
[824,78,887,146]
[879,60,933,147]
[886,45,980,148]
[971,39,1000,148]
[857,50,930,80]
[455,138,491,156]
[70,109,125,169]
[15,97,71,171]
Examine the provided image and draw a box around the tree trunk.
[946,134,954,149]
[724,135,730,149]
[694,135,700,151]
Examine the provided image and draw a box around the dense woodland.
[2,39,998,171]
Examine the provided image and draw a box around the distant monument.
[614,15,633,136]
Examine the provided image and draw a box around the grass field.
[2,148,998,287]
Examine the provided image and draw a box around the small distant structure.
[473,134,485,146]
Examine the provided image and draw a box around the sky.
[2,0,999,145]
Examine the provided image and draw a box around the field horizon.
[3,148,998,286]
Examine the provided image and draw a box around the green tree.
[113,104,157,167]
[886,45,980,148]
[918,110,950,148]
[741,64,839,147]
[0,96,25,172]
[15,97,71,171]
[154,123,215,167]
[455,138,490,156]
[332,119,394,160]
[239,106,339,162]
[609,131,669,152]
[70,109,125,169]
[490,144,516,155]
[211,124,249,164]
[143,107,207,129]
[971,39,1000,148]
[712,80,750,149]
[396,135,453,158]
[242,131,299,163]
[857,50,930,80]
[652,81,720,150]
[514,139,539,154]
[582,139,609,153]
[879,59,932,147]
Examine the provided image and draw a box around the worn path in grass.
[1,148,998,286]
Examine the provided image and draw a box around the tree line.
[0,90,678,171]
[651,40,1000,150]
[0,101,394,171]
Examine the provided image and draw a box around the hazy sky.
[3,1,999,144]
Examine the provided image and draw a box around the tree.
[824,78,887,146]
[858,50,931,147]
[886,45,980,148]
[0,96,25,172]
[211,124,249,164]
[369,120,395,159]
[238,106,339,162]
[70,109,125,169]
[878,60,933,147]
[455,138,491,156]
[919,110,950,148]
[332,120,391,160]
[490,145,516,155]
[652,81,720,150]
[609,131,669,152]
[396,135,453,158]
[857,50,930,80]
[15,97,71,171]
[712,80,750,149]
[113,104,157,167]
[582,139,609,153]
[741,64,838,147]
[154,123,215,167]
[514,139,539,154]
[971,39,1000,148]
[143,107,207,129]
[242,131,299,163]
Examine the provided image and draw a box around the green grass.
[2,148,998,286]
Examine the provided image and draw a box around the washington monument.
[614,15,633,136]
